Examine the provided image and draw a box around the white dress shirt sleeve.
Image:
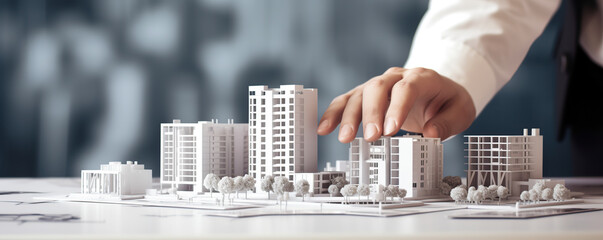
[404,0,561,116]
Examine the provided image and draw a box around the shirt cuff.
[404,37,499,117]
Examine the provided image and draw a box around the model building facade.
[248,85,318,189]
[160,119,248,192]
[349,135,443,198]
[465,128,543,195]
[81,161,151,196]
[294,171,346,194]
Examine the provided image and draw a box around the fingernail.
[339,125,353,141]
[317,120,329,132]
[384,118,397,135]
[365,123,379,140]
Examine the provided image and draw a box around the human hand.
[317,67,476,143]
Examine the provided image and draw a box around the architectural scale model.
[80,161,151,198]
[60,84,585,218]
[349,135,443,198]
[248,85,318,189]
[465,128,543,195]
[160,119,248,192]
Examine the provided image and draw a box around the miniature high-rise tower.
[248,85,318,190]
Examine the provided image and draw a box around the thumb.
[422,103,474,141]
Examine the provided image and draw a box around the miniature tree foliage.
[477,185,487,194]
[233,176,245,198]
[529,189,540,202]
[328,185,339,197]
[553,184,571,201]
[440,182,452,195]
[261,175,275,198]
[294,179,310,201]
[532,181,545,197]
[271,176,289,198]
[496,186,509,201]
[398,188,407,201]
[218,176,235,205]
[357,184,371,200]
[331,176,349,190]
[340,184,357,203]
[541,188,553,201]
[472,190,485,204]
[284,182,294,193]
[283,181,294,202]
[442,176,462,188]
[487,185,499,200]
[520,191,530,202]
[243,175,256,192]
[467,186,476,203]
[385,185,400,201]
[203,173,220,196]
[450,186,468,203]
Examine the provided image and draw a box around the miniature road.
[1,178,602,240]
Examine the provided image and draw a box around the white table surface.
[1,177,603,240]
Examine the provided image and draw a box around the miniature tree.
[553,184,571,201]
[357,184,370,201]
[328,185,339,197]
[218,176,235,206]
[467,186,476,204]
[385,185,400,201]
[487,185,499,201]
[203,173,220,197]
[283,181,294,205]
[294,179,310,201]
[442,176,462,188]
[439,182,452,195]
[477,185,487,194]
[242,174,256,199]
[496,186,509,202]
[520,190,530,203]
[472,189,485,204]
[272,176,290,204]
[233,176,245,198]
[450,186,468,204]
[528,189,540,203]
[340,184,357,204]
[375,184,386,202]
[541,188,553,202]
[398,188,407,202]
[532,181,545,199]
[261,175,274,199]
[331,176,348,190]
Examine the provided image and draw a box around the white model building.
[294,171,346,194]
[465,128,543,195]
[324,160,350,182]
[349,135,443,198]
[248,85,318,190]
[81,161,152,196]
[160,119,248,192]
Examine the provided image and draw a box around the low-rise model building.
[349,135,443,198]
[465,128,543,195]
[81,161,151,196]
[294,171,346,194]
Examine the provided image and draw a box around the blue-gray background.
[0,0,571,177]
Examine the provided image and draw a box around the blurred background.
[0,0,571,178]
